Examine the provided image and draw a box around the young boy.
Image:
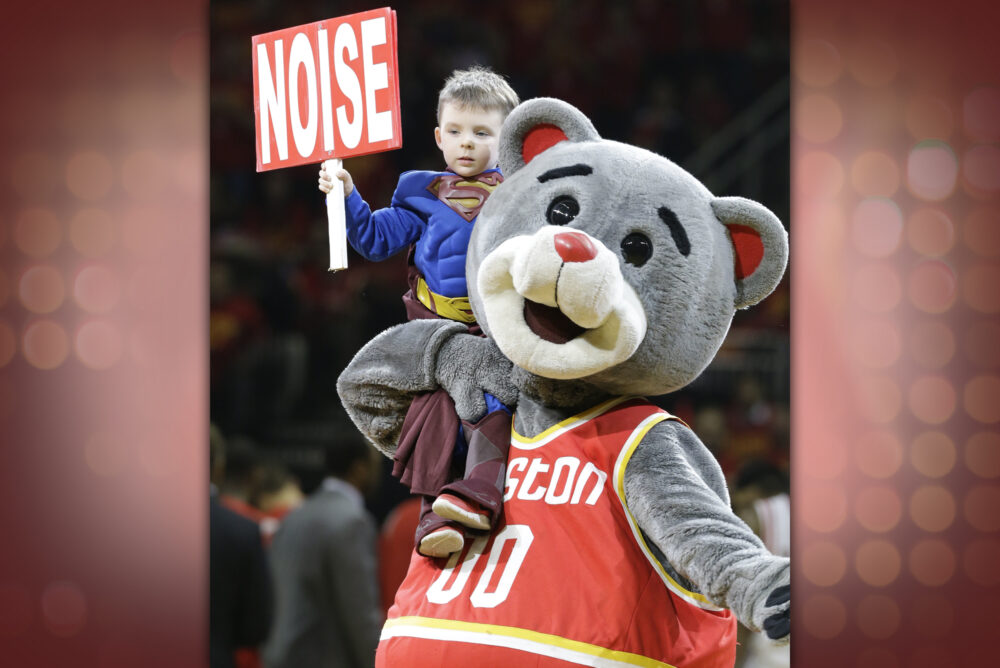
[319,67,519,558]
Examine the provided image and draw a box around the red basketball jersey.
[379,397,736,668]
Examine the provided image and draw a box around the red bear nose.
[554,231,598,263]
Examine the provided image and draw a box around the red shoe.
[432,493,491,530]
[418,526,464,558]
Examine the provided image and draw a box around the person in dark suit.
[210,425,274,668]
[263,436,382,668]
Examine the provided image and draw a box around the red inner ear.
[727,224,764,279]
[523,124,568,163]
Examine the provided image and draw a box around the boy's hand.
[318,165,354,196]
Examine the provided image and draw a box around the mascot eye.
[546,196,579,225]
[621,232,653,267]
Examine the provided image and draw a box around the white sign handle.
[324,158,349,271]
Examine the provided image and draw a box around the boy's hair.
[437,66,520,123]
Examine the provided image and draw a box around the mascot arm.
[336,319,518,456]
[623,420,790,642]
[337,319,467,456]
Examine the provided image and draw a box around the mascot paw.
[418,526,465,558]
[762,584,790,644]
[436,334,518,421]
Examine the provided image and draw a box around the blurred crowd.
[209,1,790,666]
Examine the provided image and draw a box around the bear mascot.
[338,98,790,668]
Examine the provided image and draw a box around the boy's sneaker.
[432,493,492,530]
[417,526,464,558]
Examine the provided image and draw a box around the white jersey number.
[426,524,534,609]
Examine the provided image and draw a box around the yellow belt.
[416,277,476,323]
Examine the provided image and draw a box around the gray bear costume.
[339,98,790,667]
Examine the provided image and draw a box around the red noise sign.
[252,8,401,172]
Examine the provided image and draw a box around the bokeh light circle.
[0,268,8,308]
[802,594,847,639]
[962,206,1000,257]
[962,264,1000,313]
[0,320,16,368]
[74,320,123,370]
[963,539,1000,586]
[802,540,847,586]
[65,151,114,201]
[795,39,842,87]
[69,208,115,257]
[857,375,902,424]
[964,321,1000,368]
[907,376,956,425]
[850,318,901,368]
[851,151,900,197]
[856,429,904,479]
[18,265,65,314]
[851,198,903,257]
[22,320,69,370]
[853,263,902,313]
[911,431,956,477]
[905,95,953,140]
[964,375,1000,423]
[908,320,955,369]
[909,539,956,586]
[796,93,843,143]
[963,86,1000,141]
[964,485,1000,532]
[74,265,121,314]
[907,260,956,313]
[855,486,902,533]
[41,580,87,637]
[14,208,62,258]
[800,431,847,480]
[0,582,34,639]
[906,140,958,201]
[910,485,956,532]
[856,594,901,639]
[963,144,1000,192]
[855,539,902,586]
[846,40,898,87]
[965,432,1000,478]
[801,482,848,532]
[799,150,845,197]
[121,150,167,200]
[907,208,954,256]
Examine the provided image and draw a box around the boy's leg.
[434,408,511,530]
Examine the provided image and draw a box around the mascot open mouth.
[523,299,586,343]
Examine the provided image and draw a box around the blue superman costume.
[343,168,511,554]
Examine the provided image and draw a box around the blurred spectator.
[210,425,274,668]
[247,462,305,545]
[732,459,790,668]
[263,436,383,668]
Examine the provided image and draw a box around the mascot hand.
[435,333,518,421]
[762,584,790,644]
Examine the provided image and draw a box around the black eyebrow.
[537,164,593,183]
[658,207,691,256]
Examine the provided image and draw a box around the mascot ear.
[711,197,789,310]
[499,98,601,176]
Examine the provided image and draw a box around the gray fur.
[337,97,790,645]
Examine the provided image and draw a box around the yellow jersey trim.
[613,413,725,611]
[382,616,677,668]
[511,395,633,447]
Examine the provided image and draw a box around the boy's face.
[434,102,505,177]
